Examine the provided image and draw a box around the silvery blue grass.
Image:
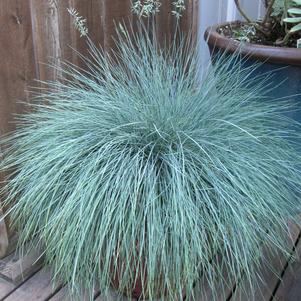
[1,27,301,300]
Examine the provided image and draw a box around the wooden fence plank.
[103,0,132,51]
[179,0,199,43]
[74,0,105,49]
[67,0,105,69]
[156,0,173,46]
[29,0,63,82]
[0,0,36,258]
[155,0,199,47]
[56,0,77,67]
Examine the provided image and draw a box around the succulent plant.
[282,0,301,44]
[235,0,301,47]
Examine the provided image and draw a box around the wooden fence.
[0,0,198,257]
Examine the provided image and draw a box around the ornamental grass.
[1,26,301,300]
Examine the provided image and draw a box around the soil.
[217,21,299,48]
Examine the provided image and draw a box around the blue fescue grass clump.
[1,27,301,300]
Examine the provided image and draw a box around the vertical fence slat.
[70,0,105,67]
[30,0,105,80]
[179,0,199,44]
[30,0,64,82]
[156,0,173,45]
[56,0,78,67]
[0,0,36,257]
[103,0,133,51]
[85,0,105,48]
[0,0,36,132]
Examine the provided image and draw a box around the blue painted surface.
[209,47,301,156]
[247,61,301,123]
[209,47,301,123]
[242,59,301,152]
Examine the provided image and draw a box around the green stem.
[276,31,292,46]
[284,0,289,33]
[233,0,270,37]
[277,0,292,45]
[262,0,276,25]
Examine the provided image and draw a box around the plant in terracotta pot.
[1,5,301,301]
[205,0,301,114]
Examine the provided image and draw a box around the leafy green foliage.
[232,24,257,43]
[272,0,293,16]
[270,0,301,45]
[283,0,301,35]
[235,0,301,46]
[1,28,301,301]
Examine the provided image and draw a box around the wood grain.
[0,211,9,259]
[0,244,43,284]
[0,0,36,258]
[0,277,15,300]
[48,284,100,301]
[156,0,172,46]
[156,0,199,47]
[30,0,63,82]
[4,267,62,301]
[69,0,105,68]
[95,289,135,301]
[180,0,199,44]
[2,234,18,260]
[103,0,132,52]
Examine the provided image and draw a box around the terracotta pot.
[204,21,301,124]
[204,21,301,66]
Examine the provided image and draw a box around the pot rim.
[204,21,301,66]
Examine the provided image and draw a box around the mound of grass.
[1,28,301,300]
